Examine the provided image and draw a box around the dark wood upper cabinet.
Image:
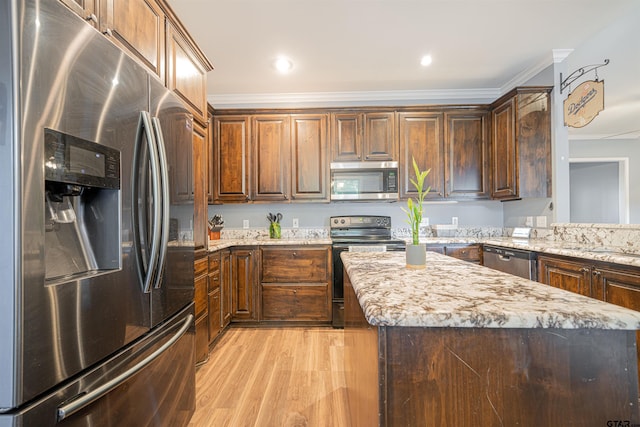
[212,115,251,203]
[166,22,209,125]
[290,114,329,201]
[192,120,208,248]
[444,111,490,199]
[330,113,362,162]
[330,111,396,162]
[100,0,165,81]
[252,115,291,202]
[59,0,100,26]
[363,112,396,161]
[398,112,444,199]
[490,87,552,200]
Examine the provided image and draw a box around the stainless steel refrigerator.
[0,0,196,425]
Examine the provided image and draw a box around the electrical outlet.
[292,218,299,228]
[452,216,458,226]
[536,216,547,228]
[421,217,429,226]
[242,219,249,229]
[525,216,534,227]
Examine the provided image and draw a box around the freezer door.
[0,305,196,427]
[3,0,153,409]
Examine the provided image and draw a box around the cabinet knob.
[85,13,98,23]
[580,267,590,273]
[284,194,288,200]
[103,28,113,37]
[293,289,297,294]
[593,270,602,277]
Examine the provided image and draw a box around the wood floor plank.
[189,327,351,427]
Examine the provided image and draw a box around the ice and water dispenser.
[44,128,120,282]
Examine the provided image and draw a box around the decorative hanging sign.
[563,80,605,128]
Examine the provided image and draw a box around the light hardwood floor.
[188,327,351,427]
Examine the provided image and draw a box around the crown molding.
[207,88,501,109]
[499,55,555,95]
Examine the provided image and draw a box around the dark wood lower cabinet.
[537,255,592,296]
[221,249,232,328]
[231,248,259,322]
[538,254,640,386]
[260,246,332,323]
[194,256,209,364]
[427,243,481,263]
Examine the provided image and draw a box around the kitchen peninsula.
[343,251,640,426]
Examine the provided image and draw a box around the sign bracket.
[560,59,609,94]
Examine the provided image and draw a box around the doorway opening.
[569,157,629,224]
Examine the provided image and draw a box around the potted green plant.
[402,157,430,268]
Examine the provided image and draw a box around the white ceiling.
[167,0,640,139]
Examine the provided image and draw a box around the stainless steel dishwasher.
[482,245,537,280]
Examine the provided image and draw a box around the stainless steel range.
[330,215,406,328]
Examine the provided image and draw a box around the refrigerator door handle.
[56,313,194,422]
[151,117,170,289]
[132,111,162,293]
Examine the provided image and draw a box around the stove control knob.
[340,219,346,224]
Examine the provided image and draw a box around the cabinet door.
[194,272,208,364]
[290,114,329,201]
[192,121,208,248]
[516,91,552,198]
[537,256,592,297]
[363,112,396,161]
[166,23,208,124]
[444,111,490,199]
[330,113,362,162]
[398,112,444,199]
[207,253,221,344]
[252,115,291,201]
[231,249,258,321]
[491,97,518,199]
[213,116,250,202]
[592,267,640,308]
[100,0,165,80]
[59,0,99,26]
[220,250,232,327]
[592,267,640,386]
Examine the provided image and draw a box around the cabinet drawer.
[261,284,330,321]
[194,275,208,318]
[446,245,481,262]
[208,253,221,273]
[194,257,208,277]
[261,247,330,283]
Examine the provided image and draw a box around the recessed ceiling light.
[274,57,293,73]
[420,55,433,67]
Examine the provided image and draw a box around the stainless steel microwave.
[330,161,399,201]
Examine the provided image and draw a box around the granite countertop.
[342,251,640,330]
[483,237,640,268]
[208,238,332,251]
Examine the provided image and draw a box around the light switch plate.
[243,220,249,229]
[292,218,299,228]
[536,216,547,228]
